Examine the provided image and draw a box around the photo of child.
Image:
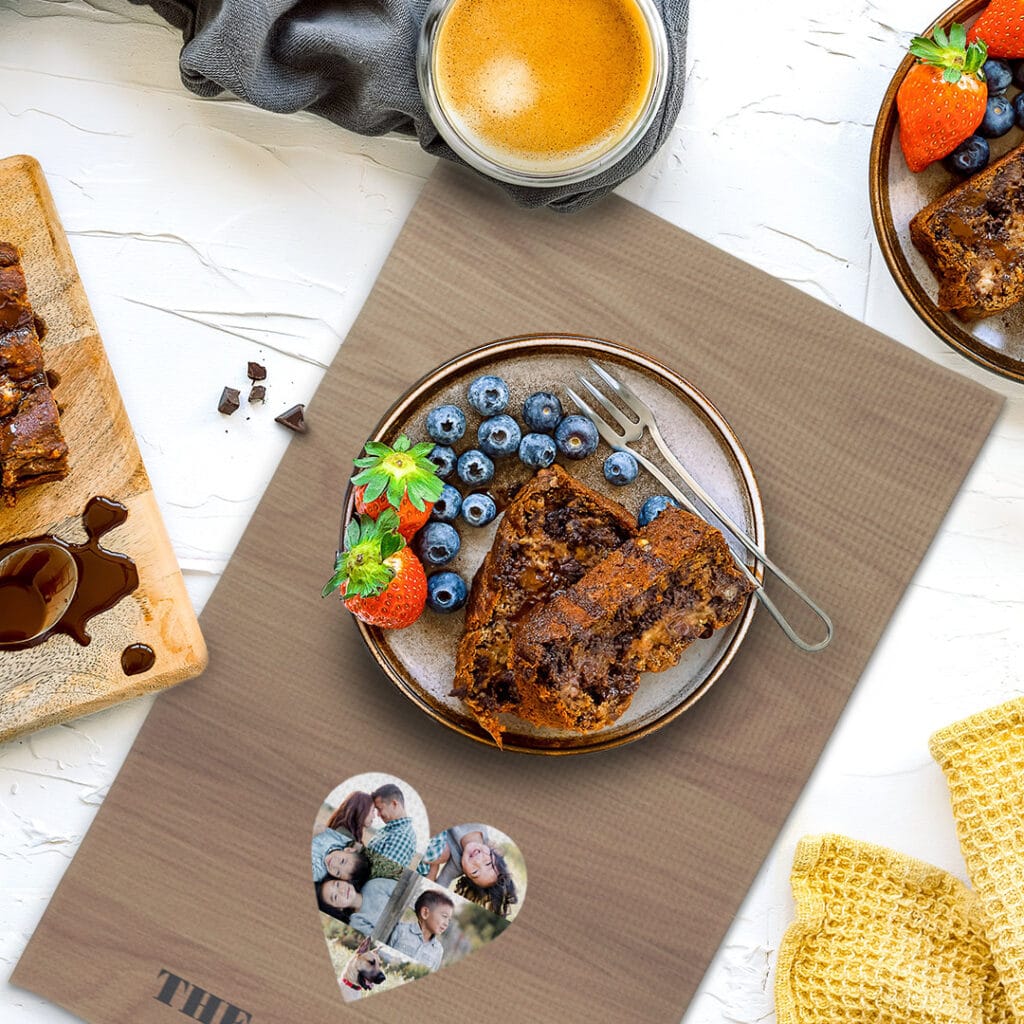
[387,888,454,971]
[416,823,525,919]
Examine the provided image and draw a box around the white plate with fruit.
[871,0,1024,382]
[324,334,764,755]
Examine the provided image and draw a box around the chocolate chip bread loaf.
[910,140,1024,320]
[451,464,637,745]
[0,242,68,504]
[511,507,752,733]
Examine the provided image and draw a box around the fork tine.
[577,375,636,431]
[565,387,625,447]
[589,359,643,408]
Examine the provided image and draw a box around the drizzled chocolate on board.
[121,643,155,675]
[0,496,139,651]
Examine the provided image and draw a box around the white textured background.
[1,0,1023,1021]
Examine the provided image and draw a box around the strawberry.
[323,509,427,629]
[897,24,987,173]
[351,434,444,541]
[968,0,1024,57]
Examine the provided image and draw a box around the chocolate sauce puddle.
[121,643,155,675]
[0,496,139,650]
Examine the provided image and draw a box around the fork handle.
[623,443,834,653]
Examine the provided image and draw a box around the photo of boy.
[387,889,454,972]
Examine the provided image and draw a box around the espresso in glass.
[419,0,668,186]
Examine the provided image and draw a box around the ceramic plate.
[341,335,764,755]
[871,0,1024,382]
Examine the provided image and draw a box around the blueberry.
[638,494,680,528]
[603,451,639,486]
[426,571,468,613]
[554,415,599,459]
[461,493,497,527]
[519,432,557,469]
[943,134,990,176]
[456,449,494,486]
[980,94,1015,138]
[477,414,521,458]
[417,522,461,565]
[1014,92,1024,130]
[467,375,510,416]
[1013,59,1024,90]
[430,484,463,523]
[427,445,457,479]
[984,58,1013,94]
[426,404,466,445]
[522,391,563,432]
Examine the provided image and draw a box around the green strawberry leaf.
[325,513,402,601]
[348,436,444,514]
[322,564,348,599]
[361,474,389,504]
[344,519,360,550]
[376,508,401,533]
[908,23,984,79]
[380,533,404,560]
[386,476,406,510]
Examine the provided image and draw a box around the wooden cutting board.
[0,154,206,741]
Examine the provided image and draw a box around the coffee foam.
[472,57,539,120]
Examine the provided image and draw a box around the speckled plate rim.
[869,0,1024,383]
[341,334,766,756]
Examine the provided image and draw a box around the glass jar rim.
[416,0,670,189]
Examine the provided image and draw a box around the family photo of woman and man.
[311,772,527,999]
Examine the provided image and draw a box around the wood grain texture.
[0,155,206,741]
[13,165,1004,1023]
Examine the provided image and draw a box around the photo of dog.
[339,936,387,1001]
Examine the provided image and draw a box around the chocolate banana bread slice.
[452,464,637,745]
[910,140,1024,320]
[0,241,68,504]
[511,507,752,733]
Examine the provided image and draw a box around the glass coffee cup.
[417,0,670,188]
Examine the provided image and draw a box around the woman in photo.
[417,824,518,918]
[316,874,397,937]
[325,790,376,844]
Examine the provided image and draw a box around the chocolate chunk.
[45,368,60,389]
[247,361,267,382]
[218,386,241,416]
[248,385,266,404]
[274,404,307,434]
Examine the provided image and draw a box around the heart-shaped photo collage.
[312,773,527,1001]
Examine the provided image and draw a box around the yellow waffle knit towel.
[776,695,1024,1024]
[775,834,1011,1024]
[931,696,1024,1019]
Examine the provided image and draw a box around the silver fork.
[566,360,833,653]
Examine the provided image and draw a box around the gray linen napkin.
[132,0,689,211]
